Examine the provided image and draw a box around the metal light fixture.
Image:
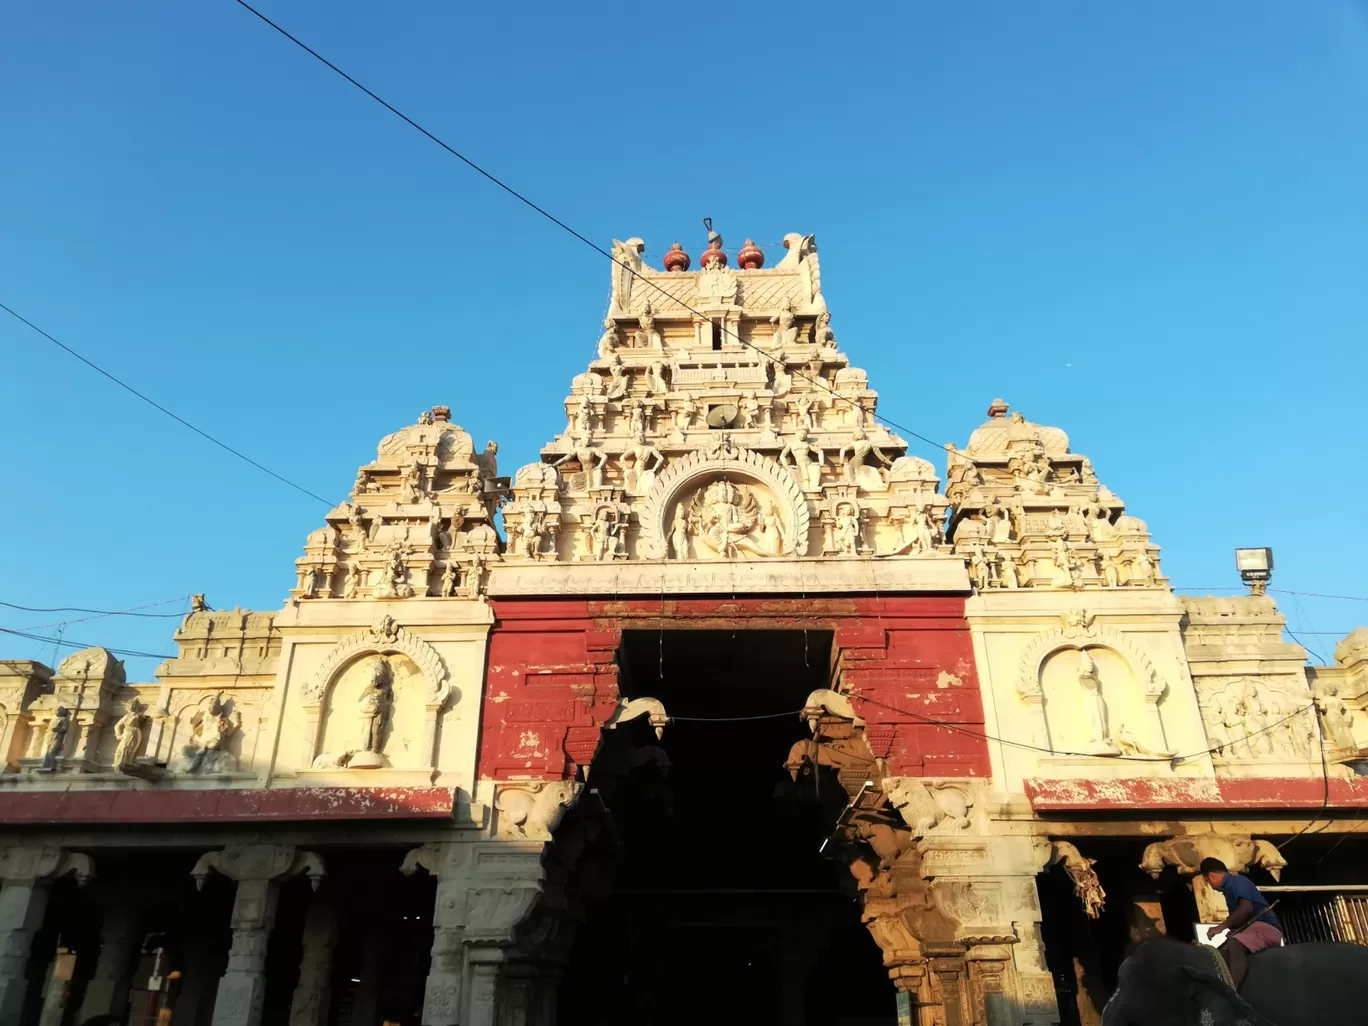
[1234,547,1274,595]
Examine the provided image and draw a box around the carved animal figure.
[494,781,579,839]
[1103,936,1368,1026]
[885,779,972,838]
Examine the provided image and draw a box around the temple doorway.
[558,629,896,1026]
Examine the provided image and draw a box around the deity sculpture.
[670,506,690,560]
[683,480,776,559]
[778,434,825,492]
[838,425,894,485]
[605,355,631,400]
[587,508,622,562]
[792,394,820,434]
[552,437,607,490]
[1318,687,1358,752]
[968,545,991,590]
[112,700,145,773]
[297,565,318,598]
[182,695,238,774]
[39,708,70,772]
[518,509,550,560]
[399,459,425,504]
[1080,457,1098,484]
[622,430,666,493]
[439,561,458,597]
[740,392,760,429]
[463,551,489,598]
[770,301,799,349]
[1129,550,1157,586]
[762,503,787,555]
[983,498,1011,544]
[674,398,699,433]
[597,319,619,359]
[348,504,367,549]
[647,362,669,395]
[639,304,662,348]
[353,468,370,496]
[814,309,837,351]
[902,505,937,555]
[336,563,359,599]
[418,410,434,426]
[1078,650,1116,751]
[997,552,1020,589]
[834,504,862,556]
[770,353,793,397]
[375,543,415,599]
[358,661,393,754]
[572,394,595,438]
[1100,553,1122,588]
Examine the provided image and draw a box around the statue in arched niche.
[358,660,393,755]
[1077,650,1119,754]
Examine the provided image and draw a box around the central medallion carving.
[637,446,810,560]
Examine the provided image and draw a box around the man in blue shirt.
[1201,856,1283,989]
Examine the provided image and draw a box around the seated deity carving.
[674,479,787,560]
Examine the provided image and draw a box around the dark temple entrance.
[558,629,895,1026]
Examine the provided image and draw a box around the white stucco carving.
[303,616,450,709]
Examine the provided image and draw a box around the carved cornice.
[1018,611,1166,702]
[302,614,450,709]
[636,445,811,559]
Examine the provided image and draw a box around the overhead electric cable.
[1,597,191,618]
[0,627,175,661]
[229,0,1030,482]
[0,301,333,507]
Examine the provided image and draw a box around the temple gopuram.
[3,231,1368,1026]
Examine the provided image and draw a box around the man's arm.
[1216,898,1257,933]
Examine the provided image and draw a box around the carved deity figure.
[572,394,596,438]
[376,543,415,599]
[588,509,621,562]
[647,361,668,395]
[1319,687,1358,752]
[622,430,666,492]
[1129,549,1157,586]
[39,708,70,771]
[968,545,992,590]
[518,509,550,560]
[353,468,371,496]
[399,459,425,504]
[1078,650,1115,750]
[902,505,937,555]
[809,308,833,347]
[838,425,894,485]
[739,392,760,429]
[112,701,145,772]
[674,398,698,433]
[1100,552,1122,588]
[792,394,820,434]
[770,354,792,397]
[834,504,861,556]
[552,439,606,490]
[997,552,1020,588]
[983,498,1012,544]
[639,304,662,348]
[605,355,631,400]
[347,504,367,549]
[297,565,318,598]
[770,301,799,349]
[597,318,619,359]
[778,434,825,491]
[670,506,690,561]
[463,551,489,598]
[686,480,772,559]
[359,661,393,754]
[762,503,787,555]
[343,563,363,599]
[182,695,238,774]
[1080,457,1098,484]
[439,561,458,597]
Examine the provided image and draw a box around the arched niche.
[298,618,452,773]
[1039,646,1148,754]
[315,652,429,769]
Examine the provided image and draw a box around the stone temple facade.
[3,231,1368,1026]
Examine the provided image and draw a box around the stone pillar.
[0,847,93,1024]
[286,895,337,1026]
[74,903,140,1024]
[191,844,324,1026]
[401,843,473,1026]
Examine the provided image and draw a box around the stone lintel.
[487,556,971,597]
[1024,775,1368,811]
[0,786,459,824]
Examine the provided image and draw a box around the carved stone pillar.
[73,902,140,1023]
[402,842,472,1026]
[191,845,324,1026]
[1138,833,1285,924]
[0,847,93,1024]
[287,894,337,1026]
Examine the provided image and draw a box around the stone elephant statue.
[1103,936,1368,1026]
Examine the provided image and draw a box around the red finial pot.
[737,239,764,270]
[700,238,727,268]
[664,242,691,272]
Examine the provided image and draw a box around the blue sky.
[3,1,1366,675]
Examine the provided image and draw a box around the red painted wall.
[480,596,989,781]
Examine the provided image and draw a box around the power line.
[1,301,333,507]
[0,627,175,662]
[228,0,1021,482]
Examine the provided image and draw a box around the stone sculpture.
[647,361,668,395]
[112,701,145,773]
[605,356,630,400]
[39,708,70,772]
[355,660,392,763]
[597,319,619,359]
[739,392,760,429]
[838,425,894,485]
[399,460,425,504]
[639,304,663,349]
[770,302,799,349]
[439,561,458,597]
[1078,650,1117,753]
[778,434,824,491]
[343,563,363,599]
[552,438,607,491]
[375,543,415,599]
[834,503,861,556]
[518,509,551,560]
[182,695,238,774]
[678,480,782,560]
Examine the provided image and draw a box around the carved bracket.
[801,689,865,736]
[884,777,974,840]
[0,847,94,887]
[1047,841,1104,919]
[605,697,669,739]
[191,844,326,892]
[302,614,451,709]
[493,780,582,840]
[1139,835,1286,882]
